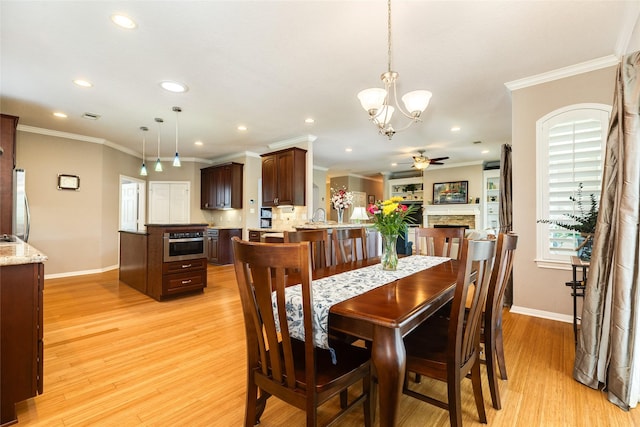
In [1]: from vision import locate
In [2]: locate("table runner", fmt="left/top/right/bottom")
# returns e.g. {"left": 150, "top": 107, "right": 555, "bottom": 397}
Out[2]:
{"left": 273, "top": 255, "right": 450, "bottom": 350}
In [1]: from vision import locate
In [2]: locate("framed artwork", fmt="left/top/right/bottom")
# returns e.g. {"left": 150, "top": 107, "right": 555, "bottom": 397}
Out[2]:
{"left": 433, "top": 181, "right": 468, "bottom": 204}
{"left": 367, "top": 195, "right": 376, "bottom": 204}
{"left": 57, "top": 174, "right": 80, "bottom": 190}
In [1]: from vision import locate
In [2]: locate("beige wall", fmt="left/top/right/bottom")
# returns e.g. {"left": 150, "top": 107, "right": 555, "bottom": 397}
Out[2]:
{"left": 16, "top": 129, "right": 214, "bottom": 276}
{"left": 511, "top": 66, "right": 616, "bottom": 318}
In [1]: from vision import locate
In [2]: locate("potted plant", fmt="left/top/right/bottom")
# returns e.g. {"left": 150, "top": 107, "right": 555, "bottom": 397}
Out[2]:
{"left": 537, "top": 183, "right": 598, "bottom": 260}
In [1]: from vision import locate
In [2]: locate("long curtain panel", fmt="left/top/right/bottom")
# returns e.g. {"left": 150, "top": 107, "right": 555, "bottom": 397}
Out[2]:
{"left": 499, "top": 143, "right": 513, "bottom": 306}
{"left": 574, "top": 51, "right": 640, "bottom": 409}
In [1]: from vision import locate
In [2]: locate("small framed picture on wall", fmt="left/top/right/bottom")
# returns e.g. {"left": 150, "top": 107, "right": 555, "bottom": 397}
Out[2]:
{"left": 367, "top": 195, "right": 376, "bottom": 205}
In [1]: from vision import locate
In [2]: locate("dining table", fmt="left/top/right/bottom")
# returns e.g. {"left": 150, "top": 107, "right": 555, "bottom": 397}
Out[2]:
{"left": 283, "top": 255, "right": 460, "bottom": 427}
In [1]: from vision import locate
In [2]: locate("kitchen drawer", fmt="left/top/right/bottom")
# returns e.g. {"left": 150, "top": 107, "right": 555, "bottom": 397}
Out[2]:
{"left": 163, "top": 270, "right": 206, "bottom": 293}
{"left": 248, "top": 230, "right": 262, "bottom": 242}
{"left": 163, "top": 258, "right": 207, "bottom": 275}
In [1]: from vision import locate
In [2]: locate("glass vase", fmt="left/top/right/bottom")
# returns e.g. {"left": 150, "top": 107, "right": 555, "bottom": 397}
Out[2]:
{"left": 381, "top": 232, "right": 399, "bottom": 271}
{"left": 337, "top": 208, "right": 344, "bottom": 224}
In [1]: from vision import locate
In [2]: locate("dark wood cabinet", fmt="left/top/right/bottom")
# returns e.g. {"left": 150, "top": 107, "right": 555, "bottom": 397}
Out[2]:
{"left": 1, "top": 262, "right": 44, "bottom": 426}
{"left": 207, "top": 228, "right": 242, "bottom": 265}
{"left": 248, "top": 230, "right": 262, "bottom": 242}
{"left": 1, "top": 114, "right": 19, "bottom": 235}
{"left": 201, "top": 162, "right": 243, "bottom": 209}
{"left": 261, "top": 147, "right": 306, "bottom": 207}
{"left": 119, "top": 225, "right": 208, "bottom": 301}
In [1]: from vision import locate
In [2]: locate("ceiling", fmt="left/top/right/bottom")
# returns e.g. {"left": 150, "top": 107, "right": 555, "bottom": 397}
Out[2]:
{"left": 2, "top": 1, "right": 639, "bottom": 178}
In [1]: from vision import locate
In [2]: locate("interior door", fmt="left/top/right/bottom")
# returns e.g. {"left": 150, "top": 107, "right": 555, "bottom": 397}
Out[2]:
{"left": 121, "top": 182, "right": 138, "bottom": 231}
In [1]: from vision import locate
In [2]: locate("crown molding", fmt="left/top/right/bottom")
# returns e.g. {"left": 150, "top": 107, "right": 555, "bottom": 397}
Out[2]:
{"left": 267, "top": 134, "right": 317, "bottom": 150}
{"left": 17, "top": 124, "right": 214, "bottom": 164}
{"left": 505, "top": 55, "right": 619, "bottom": 91}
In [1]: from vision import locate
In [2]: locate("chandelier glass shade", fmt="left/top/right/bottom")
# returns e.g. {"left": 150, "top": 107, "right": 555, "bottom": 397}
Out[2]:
{"left": 172, "top": 106, "right": 181, "bottom": 167}
{"left": 154, "top": 118, "right": 163, "bottom": 172}
{"left": 357, "top": 0, "right": 432, "bottom": 139}
{"left": 139, "top": 126, "right": 148, "bottom": 176}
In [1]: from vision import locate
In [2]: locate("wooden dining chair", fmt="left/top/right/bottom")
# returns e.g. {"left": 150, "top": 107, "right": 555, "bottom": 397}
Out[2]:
{"left": 414, "top": 227, "right": 466, "bottom": 258}
{"left": 283, "top": 229, "right": 331, "bottom": 270}
{"left": 482, "top": 232, "right": 518, "bottom": 410}
{"left": 403, "top": 238, "right": 496, "bottom": 427}
{"left": 332, "top": 227, "right": 368, "bottom": 264}
{"left": 231, "top": 237, "right": 373, "bottom": 427}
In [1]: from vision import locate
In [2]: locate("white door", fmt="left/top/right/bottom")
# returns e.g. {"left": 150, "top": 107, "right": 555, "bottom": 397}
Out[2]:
{"left": 119, "top": 176, "right": 146, "bottom": 231}
{"left": 149, "top": 181, "right": 190, "bottom": 224}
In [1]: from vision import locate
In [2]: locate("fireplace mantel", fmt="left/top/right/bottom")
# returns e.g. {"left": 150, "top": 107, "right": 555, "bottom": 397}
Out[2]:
{"left": 423, "top": 204, "right": 481, "bottom": 229}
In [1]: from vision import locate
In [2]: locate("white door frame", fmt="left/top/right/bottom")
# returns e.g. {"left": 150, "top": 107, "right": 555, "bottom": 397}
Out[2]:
{"left": 119, "top": 175, "right": 146, "bottom": 231}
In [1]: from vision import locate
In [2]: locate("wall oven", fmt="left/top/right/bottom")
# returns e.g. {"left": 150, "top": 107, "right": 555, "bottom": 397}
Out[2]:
{"left": 163, "top": 231, "right": 206, "bottom": 262}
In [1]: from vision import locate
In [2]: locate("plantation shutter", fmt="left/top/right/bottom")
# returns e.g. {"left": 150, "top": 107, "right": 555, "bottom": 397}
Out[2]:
{"left": 538, "top": 107, "right": 609, "bottom": 262}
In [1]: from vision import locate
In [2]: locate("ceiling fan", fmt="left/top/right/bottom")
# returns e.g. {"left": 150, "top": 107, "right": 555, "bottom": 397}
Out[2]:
{"left": 410, "top": 150, "right": 449, "bottom": 170}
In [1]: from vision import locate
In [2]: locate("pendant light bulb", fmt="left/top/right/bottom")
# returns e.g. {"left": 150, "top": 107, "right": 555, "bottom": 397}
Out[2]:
{"left": 172, "top": 106, "right": 181, "bottom": 167}
{"left": 139, "top": 126, "right": 148, "bottom": 176}
{"left": 154, "top": 118, "right": 163, "bottom": 172}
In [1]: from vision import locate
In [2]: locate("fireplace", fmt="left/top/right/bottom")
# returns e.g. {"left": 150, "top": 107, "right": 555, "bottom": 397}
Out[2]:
{"left": 424, "top": 204, "right": 481, "bottom": 230}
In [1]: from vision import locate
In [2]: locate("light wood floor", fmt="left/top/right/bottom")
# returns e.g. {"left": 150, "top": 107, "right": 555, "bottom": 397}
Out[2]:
{"left": 13, "top": 265, "right": 640, "bottom": 426}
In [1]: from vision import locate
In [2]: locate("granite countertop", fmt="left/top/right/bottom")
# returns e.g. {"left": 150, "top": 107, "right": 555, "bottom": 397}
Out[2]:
{"left": 295, "top": 222, "right": 374, "bottom": 230}
{"left": 207, "top": 226, "right": 243, "bottom": 230}
{"left": 0, "top": 237, "right": 48, "bottom": 266}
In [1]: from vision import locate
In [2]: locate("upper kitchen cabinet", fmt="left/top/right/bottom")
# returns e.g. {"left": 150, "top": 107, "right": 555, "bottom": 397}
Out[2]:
{"left": 1, "top": 114, "right": 19, "bottom": 235}
{"left": 261, "top": 147, "right": 306, "bottom": 207}
{"left": 201, "top": 162, "right": 243, "bottom": 210}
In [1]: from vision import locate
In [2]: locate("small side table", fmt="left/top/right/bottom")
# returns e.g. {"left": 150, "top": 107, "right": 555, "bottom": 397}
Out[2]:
{"left": 566, "top": 256, "right": 589, "bottom": 344}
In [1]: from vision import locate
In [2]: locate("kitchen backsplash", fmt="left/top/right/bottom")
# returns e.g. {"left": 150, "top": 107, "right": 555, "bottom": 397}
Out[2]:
{"left": 271, "top": 206, "right": 308, "bottom": 230}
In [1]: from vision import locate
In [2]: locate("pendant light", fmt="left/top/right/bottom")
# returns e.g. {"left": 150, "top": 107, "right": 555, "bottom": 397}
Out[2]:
{"left": 172, "top": 106, "right": 181, "bottom": 167}
{"left": 357, "top": 0, "right": 432, "bottom": 139}
{"left": 154, "top": 117, "right": 163, "bottom": 172}
{"left": 139, "top": 126, "right": 148, "bottom": 176}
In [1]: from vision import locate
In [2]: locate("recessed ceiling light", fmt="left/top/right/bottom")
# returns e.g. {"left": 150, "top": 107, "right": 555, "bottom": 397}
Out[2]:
{"left": 451, "top": 126, "right": 461, "bottom": 132}
{"left": 53, "top": 112, "right": 67, "bottom": 118}
{"left": 111, "top": 14, "right": 137, "bottom": 29}
{"left": 73, "top": 79, "right": 93, "bottom": 88}
{"left": 237, "top": 125, "right": 247, "bottom": 131}
{"left": 481, "top": 150, "right": 490, "bottom": 154}
{"left": 391, "top": 162, "right": 398, "bottom": 167}
{"left": 160, "top": 80, "right": 188, "bottom": 93}
{"left": 305, "top": 118, "right": 315, "bottom": 124}
{"left": 345, "top": 148, "right": 352, "bottom": 152}
{"left": 194, "top": 141, "right": 203, "bottom": 146}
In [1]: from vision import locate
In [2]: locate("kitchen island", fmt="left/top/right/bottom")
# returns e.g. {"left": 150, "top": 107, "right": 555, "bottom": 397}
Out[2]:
{"left": 0, "top": 237, "right": 47, "bottom": 426}
{"left": 119, "top": 224, "right": 208, "bottom": 301}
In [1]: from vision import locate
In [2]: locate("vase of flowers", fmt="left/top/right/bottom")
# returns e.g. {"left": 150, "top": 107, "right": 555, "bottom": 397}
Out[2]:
{"left": 537, "top": 183, "right": 598, "bottom": 261}
{"left": 367, "top": 197, "right": 417, "bottom": 270}
{"left": 331, "top": 186, "right": 353, "bottom": 224}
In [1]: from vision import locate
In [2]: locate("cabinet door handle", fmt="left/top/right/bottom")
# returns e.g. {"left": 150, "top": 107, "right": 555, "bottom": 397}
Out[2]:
{"left": 181, "top": 279, "right": 192, "bottom": 285}
{"left": 182, "top": 264, "right": 192, "bottom": 268}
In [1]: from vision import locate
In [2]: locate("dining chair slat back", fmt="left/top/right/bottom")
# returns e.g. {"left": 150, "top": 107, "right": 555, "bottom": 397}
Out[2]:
{"left": 231, "top": 237, "right": 372, "bottom": 427}
{"left": 482, "top": 232, "right": 518, "bottom": 410}
{"left": 414, "top": 227, "right": 466, "bottom": 258}
{"left": 403, "top": 238, "right": 496, "bottom": 427}
{"left": 332, "top": 227, "right": 368, "bottom": 265}
{"left": 283, "top": 229, "right": 331, "bottom": 270}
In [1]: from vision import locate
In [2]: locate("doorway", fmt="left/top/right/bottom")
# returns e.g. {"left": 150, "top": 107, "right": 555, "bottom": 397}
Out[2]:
{"left": 119, "top": 175, "right": 146, "bottom": 231}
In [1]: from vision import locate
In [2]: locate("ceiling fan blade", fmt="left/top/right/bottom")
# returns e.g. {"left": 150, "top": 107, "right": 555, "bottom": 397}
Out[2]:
{"left": 428, "top": 156, "right": 449, "bottom": 163}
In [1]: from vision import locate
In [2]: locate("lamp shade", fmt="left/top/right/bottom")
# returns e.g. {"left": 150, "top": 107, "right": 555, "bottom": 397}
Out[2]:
{"left": 350, "top": 207, "right": 369, "bottom": 222}
{"left": 402, "top": 90, "right": 432, "bottom": 115}
{"left": 357, "top": 88, "right": 387, "bottom": 113}
{"left": 373, "top": 105, "right": 394, "bottom": 126}
{"left": 413, "top": 161, "right": 430, "bottom": 170}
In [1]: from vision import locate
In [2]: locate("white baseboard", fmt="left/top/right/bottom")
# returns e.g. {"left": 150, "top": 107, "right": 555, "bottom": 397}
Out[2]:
{"left": 509, "top": 305, "right": 574, "bottom": 324}
{"left": 45, "top": 264, "right": 119, "bottom": 280}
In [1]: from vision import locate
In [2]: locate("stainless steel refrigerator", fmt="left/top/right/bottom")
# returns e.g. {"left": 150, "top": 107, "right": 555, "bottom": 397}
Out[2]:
{"left": 13, "top": 168, "right": 30, "bottom": 242}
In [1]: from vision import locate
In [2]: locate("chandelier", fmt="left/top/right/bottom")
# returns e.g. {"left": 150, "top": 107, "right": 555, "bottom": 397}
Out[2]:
{"left": 357, "top": 0, "right": 432, "bottom": 140}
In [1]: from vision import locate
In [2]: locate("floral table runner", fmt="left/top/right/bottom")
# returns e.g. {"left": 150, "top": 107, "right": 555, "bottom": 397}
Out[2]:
{"left": 273, "top": 255, "right": 450, "bottom": 350}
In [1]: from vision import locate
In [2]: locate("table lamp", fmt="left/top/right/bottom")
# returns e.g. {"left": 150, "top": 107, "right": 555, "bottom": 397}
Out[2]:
{"left": 350, "top": 207, "right": 369, "bottom": 223}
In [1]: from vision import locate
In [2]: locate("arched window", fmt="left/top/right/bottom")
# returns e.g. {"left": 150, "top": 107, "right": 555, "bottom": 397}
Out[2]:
{"left": 536, "top": 104, "right": 610, "bottom": 266}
